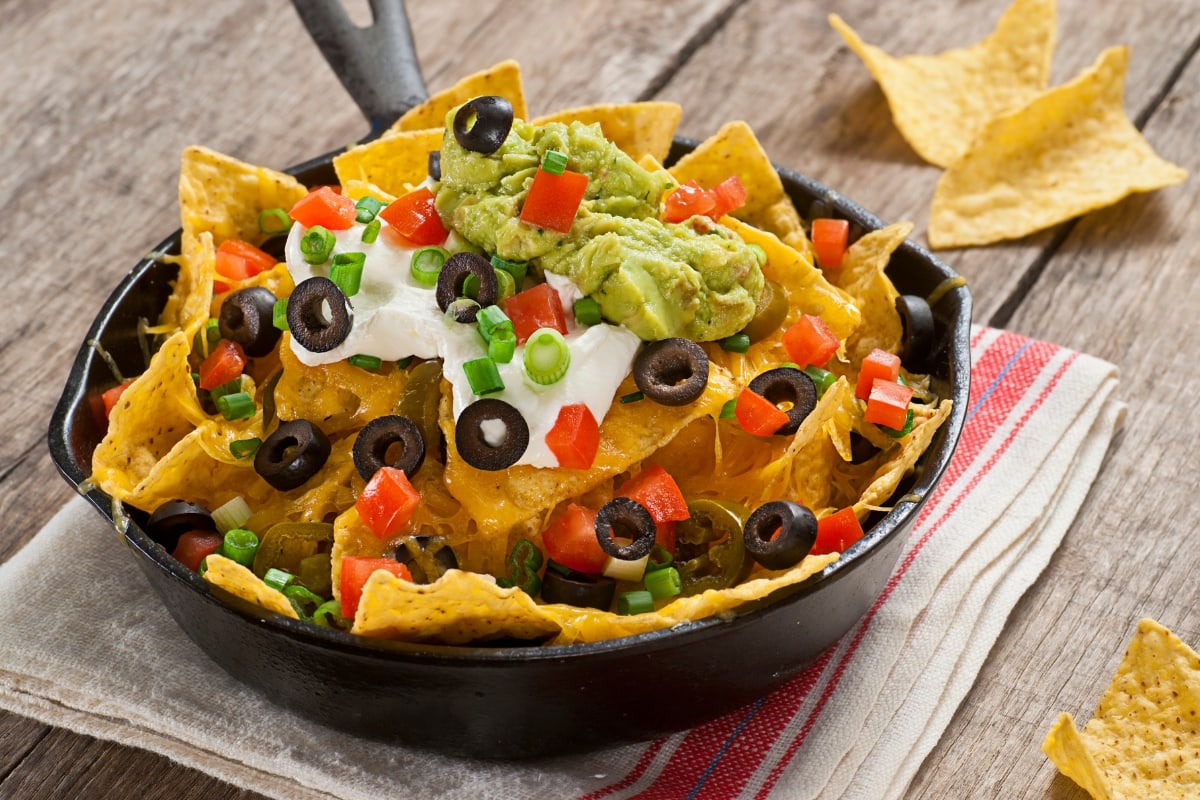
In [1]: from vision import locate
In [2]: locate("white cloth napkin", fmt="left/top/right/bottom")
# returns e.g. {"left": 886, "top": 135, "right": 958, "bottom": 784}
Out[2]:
{"left": 0, "top": 325, "right": 1123, "bottom": 800}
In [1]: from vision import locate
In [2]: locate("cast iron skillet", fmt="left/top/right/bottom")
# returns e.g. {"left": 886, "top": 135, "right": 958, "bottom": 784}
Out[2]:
{"left": 46, "top": 0, "right": 971, "bottom": 759}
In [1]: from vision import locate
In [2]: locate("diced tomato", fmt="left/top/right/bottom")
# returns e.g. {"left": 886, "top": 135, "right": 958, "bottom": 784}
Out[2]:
{"left": 734, "top": 387, "right": 790, "bottom": 436}
{"left": 214, "top": 239, "right": 276, "bottom": 281}
{"left": 855, "top": 348, "right": 901, "bottom": 399}
{"left": 101, "top": 379, "right": 135, "bottom": 419}
{"left": 707, "top": 175, "right": 747, "bottom": 219}
{"left": 654, "top": 519, "right": 677, "bottom": 554}
{"left": 864, "top": 378, "right": 914, "bottom": 429}
{"left": 355, "top": 466, "right": 422, "bottom": 539}
{"left": 502, "top": 282, "right": 568, "bottom": 344}
{"left": 782, "top": 314, "right": 840, "bottom": 368}
{"left": 212, "top": 280, "right": 231, "bottom": 295}
{"left": 541, "top": 503, "right": 607, "bottom": 575}
{"left": 662, "top": 180, "right": 717, "bottom": 223}
{"left": 520, "top": 167, "right": 589, "bottom": 233}
{"left": 340, "top": 556, "right": 412, "bottom": 618}
{"left": 289, "top": 185, "right": 357, "bottom": 230}
{"left": 172, "top": 531, "right": 224, "bottom": 572}
{"left": 618, "top": 464, "right": 690, "bottom": 524}
{"left": 378, "top": 186, "right": 448, "bottom": 246}
{"left": 197, "top": 339, "right": 246, "bottom": 391}
{"left": 811, "top": 507, "right": 865, "bottom": 556}
{"left": 545, "top": 403, "right": 600, "bottom": 470}
{"left": 811, "top": 218, "right": 850, "bottom": 268}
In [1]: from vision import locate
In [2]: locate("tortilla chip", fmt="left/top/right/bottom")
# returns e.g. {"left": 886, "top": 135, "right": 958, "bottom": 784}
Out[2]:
{"left": 829, "top": 0, "right": 1056, "bottom": 168}
{"left": 1043, "top": 619, "right": 1200, "bottom": 799}
{"left": 204, "top": 554, "right": 298, "bottom": 619}
{"left": 929, "top": 46, "right": 1188, "bottom": 249}
{"left": 332, "top": 128, "right": 443, "bottom": 198}
{"left": 532, "top": 102, "right": 682, "bottom": 164}
{"left": 829, "top": 222, "right": 910, "bottom": 364}
{"left": 385, "top": 60, "right": 526, "bottom": 134}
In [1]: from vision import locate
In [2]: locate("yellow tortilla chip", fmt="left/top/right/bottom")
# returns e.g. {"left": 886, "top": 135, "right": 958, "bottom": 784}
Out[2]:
{"left": 385, "top": 60, "right": 526, "bottom": 134}
{"left": 332, "top": 128, "right": 444, "bottom": 198}
{"left": 532, "top": 102, "right": 682, "bottom": 164}
{"left": 929, "top": 46, "right": 1188, "bottom": 249}
{"left": 1043, "top": 619, "right": 1200, "bottom": 799}
{"left": 668, "top": 121, "right": 807, "bottom": 248}
{"left": 204, "top": 554, "right": 298, "bottom": 619}
{"left": 829, "top": 222, "right": 910, "bottom": 364}
{"left": 830, "top": 0, "right": 1056, "bottom": 168}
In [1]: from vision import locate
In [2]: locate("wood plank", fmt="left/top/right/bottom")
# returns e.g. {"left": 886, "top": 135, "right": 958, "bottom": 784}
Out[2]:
{"left": 0, "top": 713, "right": 49, "bottom": 779}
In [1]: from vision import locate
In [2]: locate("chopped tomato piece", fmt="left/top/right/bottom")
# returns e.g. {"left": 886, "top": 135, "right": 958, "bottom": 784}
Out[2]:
{"left": 618, "top": 464, "right": 690, "bottom": 524}
{"left": 811, "top": 218, "right": 850, "bottom": 268}
{"left": 707, "top": 175, "right": 747, "bottom": 219}
{"left": 172, "top": 531, "right": 224, "bottom": 572}
{"left": 653, "top": 519, "right": 677, "bottom": 554}
{"left": 782, "top": 314, "right": 839, "bottom": 368}
{"left": 289, "top": 185, "right": 357, "bottom": 230}
{"left": 101, "top": 379, "right": 135, "bottom": 419}
{"left": 864, "top": 378, "right": 914, "bottom": 430}
{"left": 811, "top": 507, "right": 865, "bottom": 556}
{"left": 541, "top": 503, "right": 607, "bottom": 575}
{"left": 197, "top": 339, "right": 246, "bottom": 391}
{"left": 356, "top": 466, "right": 422, "bottom": 539}
{"left": 520, "top": 167, "right": 589, "bottom": 233}
{"left": 503, "top": 282, "right": 568, "bottom": 344}
{"left": 662, "top": 179, "right": 717, "bottom": 223}
{"left": 734, "top": 387, "right": 790, "bottom": 436}
{"left": 214, "top": 239, "right": 276, "bottom": 281}
{"left": 546, "top": 403, "right": 600, "bottom": 469}
{"left": 378, "top": 186, "right": 448, "bottom": 246}
{"left": 340, "top": 556, "right": 412, "bottom": 618}
{"left": 855, "top": 348, "right": 901, "bottom": 399}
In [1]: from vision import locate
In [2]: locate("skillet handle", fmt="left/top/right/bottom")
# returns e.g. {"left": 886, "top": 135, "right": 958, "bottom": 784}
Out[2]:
{"left": 290, "top": 0, "right": 428, "bottom": 137}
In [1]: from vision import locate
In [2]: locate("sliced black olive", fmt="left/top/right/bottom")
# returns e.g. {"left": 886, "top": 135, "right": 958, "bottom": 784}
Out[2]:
{"left": 428, "top": 150, "right": 441, "bottom": 181}
{"left": 895, "top": 294, "right": 935, "bottom": 371}
{"left": 287, "top": 277, "right": 353, "bottom": 353}
{"left": 594, "top": 497, "right": 656, "bottom": 561}
{"left": 455, "top": 398, "right": 529, "bottom": 470}
{"left": 352, "top": 414, "right": 426, "bottom": 481}
{"left": 436, "top": 252, "right": 496, "bottom": 322}
{"left": 452, "top": 95, "right": 514, "bottom": 155}
{"left": 633, "top": 338, "right": 710, "bottom": 406}
{"left": 147, "top": 500, "right": 215, "bottom": 549}
{"left": 748, "top": 367, "right": 817, "bottom": 436}
{"left": 743, "top": 500, "right": 818, "bottom": 571}
{"left": 254, "top": 419, "right": 332, "bottom": 491}
{"left": 219, "top": 286, "right": 282, "bottom": 357}
{"left": 394, "top": 535, "right": 459, "bottom": 584}
{"left": 540, "top": 565, "right": 616, "bottom": 610}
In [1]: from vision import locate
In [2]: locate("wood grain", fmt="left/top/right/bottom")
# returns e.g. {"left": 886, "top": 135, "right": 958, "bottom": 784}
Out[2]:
{"left": 1, "top": 0, "right": 1197, "bottom": 797}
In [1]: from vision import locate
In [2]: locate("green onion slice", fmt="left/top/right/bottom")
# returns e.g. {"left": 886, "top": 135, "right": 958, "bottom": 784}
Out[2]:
{"left": 208, "top": 377, "right": 242, "bottom": 404}
{"left": 490, "top": 254, "right": 527, "bottom": 287}
{"left": 646, "top": 543, "right": 673, "bottom": 571}
{"left": 220, "top": 528, "right": 259, "bottom": 568}
{"left": 620, "top": 391, "right": 644, "bottom": 404}
{"left": 300, "top": 225, "right": 336, "bottom": 265}
{"left": 410, "top": 246, "right": 449, "bottom": 287}
{"left": 573, "top": 296, "right": 601, "bottom": 326}
{"left": 720, "top": 333, "right": 751, "bottom": 353}
{"left": 523, "top": 327, "right": 570, "bottom": 385}
{"left": 476, "top": 304, "right": 513, "bottom": 342}
{"left": 361, "top": 218, "right": 381, "bottom": 244}
{"left": 348, "top": 354, "right": 382, "bottom": 370}
{"left": 396, "top": 356, "right": 414, "bottom": 370}
{"left": 193, "top": 317, "right": 220, "bottom": 358}
{"left": 488, "top": 327, "right": 516, "bottom": 364}
{"left": 216, "top": 391, "right": 255, "bottom": 420}
{"left": 229, "top": 437, "right": 262, "bottom": 460}
{"left": 463, "top": 357, "right": 505, "bottom": 396}
{"left": 272, "top": 297, "right": 288, "bottom": 331}
{"left": 211, "top": 495, "right": 252, "bottom": 533}
{"left": 258, "top": 207, "right": 292, "bottom": 235}
{"left": 263, "top": 567, "right": 293, "bottom": 592}
{"left": 542, "top": 149, "right": 569, "bottom": 175}
{"left": 492, "top": 264, "right": 516, "bottom": 302}
{"left": 330, "top": 251, "right": 366, "bottom": 296}
{"left": 283, "top": 584, "right": 325, "bottom": 619}
{"left": 617, "top": 589, "right": 655, "bottom": 616}
{"left": 312, "top": 599, "right": 352, "bottom": 630}
{"left": 645, "top": 566, "right": 682, "bottom": 599}
{"left": 719, "top": 398, "right": 737, "bottom": 419}
{"left": 803, "top": 365, "right": 837, "bottom": 398}
{"left": 354, "top": 196, "right": 385, "bottom": 223}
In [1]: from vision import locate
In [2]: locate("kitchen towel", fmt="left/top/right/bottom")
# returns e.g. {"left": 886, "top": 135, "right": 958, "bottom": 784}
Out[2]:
{"left": 0, "top": 325, "right": 1123, "bottom": 799}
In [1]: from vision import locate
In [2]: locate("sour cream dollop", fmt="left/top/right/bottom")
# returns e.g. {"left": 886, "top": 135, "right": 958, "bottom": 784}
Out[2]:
{"left": 284, "top": 218, "right": 641, "bottom": 468}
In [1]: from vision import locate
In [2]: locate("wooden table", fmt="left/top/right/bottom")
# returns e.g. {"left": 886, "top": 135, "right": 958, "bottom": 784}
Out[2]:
{"left": 2, "top": 0, "right": 1196, "bottom": 796}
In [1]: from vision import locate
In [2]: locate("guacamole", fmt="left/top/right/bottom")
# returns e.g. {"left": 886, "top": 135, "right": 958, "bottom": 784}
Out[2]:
{"left": 435, "top": 113, "right": 764, "bottom": 342}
